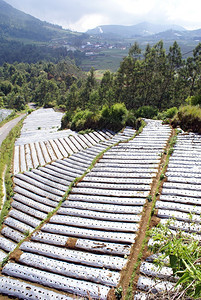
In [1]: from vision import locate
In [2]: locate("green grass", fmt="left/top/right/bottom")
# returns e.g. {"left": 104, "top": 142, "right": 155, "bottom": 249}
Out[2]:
{"left": 81, "top": 49, "right": 128, "bottom": 72}
{"left": 172, "top": 105, "right": 201, "bottom": 133}
{"left": 0, "top": 118, "right": 24, "bottom": 228}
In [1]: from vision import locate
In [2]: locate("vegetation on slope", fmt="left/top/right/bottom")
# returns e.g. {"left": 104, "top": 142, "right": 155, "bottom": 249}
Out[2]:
{"left": 172, "top": 105, "right": 201, "bottom": 133}
{"left": 0, "top": 60, "right": 85, "bottom": 110}
{"left": 150, "top": 221, "right": 201, "bottom": 299}
{"left": 2, "top": 40, "right": 201, "bottom": 132}
{"left": 0, "top": 0, "right": 87, "bottom": 65}
{"left": 0, "top": 118, "right": 24, "bottom": 227}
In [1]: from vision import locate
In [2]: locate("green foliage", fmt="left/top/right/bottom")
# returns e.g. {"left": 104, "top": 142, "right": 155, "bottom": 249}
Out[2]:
{"left": 172, "top": 105, "right": 201, "bottom": 134}
{"left": 158, "top": 107, "right": 178, "bottom": 120}
{"left": 135, "top": 106, "right": 158, "bottom": 119}
{"left": 70, "top": 109, "right": 98, "bottom": 131}
{"left": 115, "top": 286, "right": 123, "bottom": 300}
{"left": 24, "top": 230, "right": 30, "bottom": 237}
{"left": 0, "top": 118, "right": 23, "bottom": 228}
{"left": 61, "top": 103, "right": 135, "bottom": 132}
{"left": 186, "top": 95, "right": 201, "bottom": 106}
{"left": 0, "top": 60, "right": 84, "bottom": 111}
{"left": 100, "top": 103, "right": 129, "bottom": 131}
{"left": 149, "top": 221, "right": 201, "bottom": 299}
{"left": 160, "top": 173, "right": 165, "bottom": 180}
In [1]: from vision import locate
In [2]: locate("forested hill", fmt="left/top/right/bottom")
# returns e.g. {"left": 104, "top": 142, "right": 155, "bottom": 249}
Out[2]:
{"left": 0, "top": 0, "right": 82, "bottom": 42}
{"left": 0, "top": 0, "right": 88, "bottom": 65}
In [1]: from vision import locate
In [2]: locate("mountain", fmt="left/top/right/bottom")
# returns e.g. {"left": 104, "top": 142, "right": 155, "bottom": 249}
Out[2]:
{"left": 87, "top": 22, "right": 186, "bottom": 38}
{"left": 0, "top": 0, "right": 88, "bottom": 65}
{"left": 0, "top": 0, "right": 84, "bottom": 43}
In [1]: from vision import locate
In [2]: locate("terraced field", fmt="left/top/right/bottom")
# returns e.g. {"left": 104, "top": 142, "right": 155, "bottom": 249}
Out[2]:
{"left": 135, "top": 132, "right": 201, "bottom": 299}
{"left": 0, "top": 109, "right": 200, "bottom": 299}
{"left": 13, "top": 108, "right": 117, "bottom": 174}
{"left": 0, "top": 109, "right": 13, "bottom": 123}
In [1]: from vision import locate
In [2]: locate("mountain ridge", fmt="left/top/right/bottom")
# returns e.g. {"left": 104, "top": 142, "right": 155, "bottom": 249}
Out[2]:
{"left": 86, "top": 22, "right": 187, "bottom": 38}
{"left": 0, "top": 0, "right": 82, "bottom": 43}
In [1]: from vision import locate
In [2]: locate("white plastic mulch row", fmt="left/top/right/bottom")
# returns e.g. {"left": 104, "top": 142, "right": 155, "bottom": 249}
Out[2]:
{"left": 13, "top": 129, "right": 115, "bottom": 175}
{"left": 0, "top": 275, "right": 72, "bottom": 300}
{"left": 0, "top": 109, "right": 13, "bottom": 122}
{"left": 135, "top": 131, "right": 201, "bottom": 299}
{"left": 1, "top": 128, "right": 133, "bottom": 254}
{"left": 0, "top": 128, "right": 136, "bottom": 299}
{"left": 0, "top": 120, "right": 172, "bottom": 299}
{"left": 13, "top": 107, "right": 116, "bottom": 174}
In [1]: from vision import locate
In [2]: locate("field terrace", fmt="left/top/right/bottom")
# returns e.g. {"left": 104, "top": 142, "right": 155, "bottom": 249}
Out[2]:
{"left": 0, "top": 109, "right": 173, "bottom": 299}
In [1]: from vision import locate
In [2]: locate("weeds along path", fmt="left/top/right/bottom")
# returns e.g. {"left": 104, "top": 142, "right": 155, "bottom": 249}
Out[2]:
{"left": 135, "top": 131, "right": 201, "bottom": 299}
{"left": 0, "top": 120, "right": 172, "bottom": 299}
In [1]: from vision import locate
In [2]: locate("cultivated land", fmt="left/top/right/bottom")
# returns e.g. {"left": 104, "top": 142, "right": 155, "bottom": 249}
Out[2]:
{"left": 0, "top": 109, "right": 200, "bottom": 299}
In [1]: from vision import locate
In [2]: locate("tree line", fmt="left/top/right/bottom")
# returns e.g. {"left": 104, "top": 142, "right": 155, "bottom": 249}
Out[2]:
{"left": 1, "top": 40, "right": 201, "bottom": 130}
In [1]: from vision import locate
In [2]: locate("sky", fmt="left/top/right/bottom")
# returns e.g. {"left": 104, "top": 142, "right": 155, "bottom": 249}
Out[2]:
{"left": 5, "top": 0, "right": 201, "bottom": 32}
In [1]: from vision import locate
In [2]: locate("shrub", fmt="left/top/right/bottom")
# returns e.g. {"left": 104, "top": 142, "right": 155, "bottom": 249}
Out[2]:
{"left": 125, "top": 110, "right": 136, "bottom": 127}
{"left": 172, "top": 105, "right": 201, "bottom": 134}
{"left": 186, "top": 95, "right": 201, "bottom": 106}
{"left": 70, "top": 109, "right": 99, "bottom": 131}
{"left": 149, "top": 221, "right": 201, "bottom": 299}
{"left": 100, "top": 103, "right": 129, "bottom": 131}
{"left": 163, "top": 107, "right": 178, "bottom": 119}
{"left": 61, "top": 103, "right": 135, "bottom": 132}
{"left": 135, "top": 106, "right": 158, "bottom": 119}
{"left": 61, "top": 111, "right": 73, "bottom": 129}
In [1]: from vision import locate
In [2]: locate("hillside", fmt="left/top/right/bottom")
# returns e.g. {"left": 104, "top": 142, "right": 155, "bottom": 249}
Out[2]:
{"left": 0, "top": 0, "right": 88, "bottom": 64}
{"left": 87, "top": 22, "right": 186, "bottom": 38}
{"left": 0, "top": 0, "right": 83, "bottom": 43}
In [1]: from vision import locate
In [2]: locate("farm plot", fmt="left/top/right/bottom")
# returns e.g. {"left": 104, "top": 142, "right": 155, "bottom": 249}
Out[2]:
{"left": 0, "top": 109, "right": 13, "bottom": 122}
{"left": 0, "top": 128, "right": 135, "bottom": 266}
{"left": 135, "top": 131, "right": 201, "bottom": 299}
{"left": 0, "top": 120, "right": 172, "bottom": 299}
{"left": 13, "top": 107, "right": 116, "bottom": 174}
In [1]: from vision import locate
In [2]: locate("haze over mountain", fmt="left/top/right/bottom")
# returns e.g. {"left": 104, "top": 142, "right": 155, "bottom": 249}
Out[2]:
{"left": 0, "top": 0, "right": 83, "bottom": 43}
{"left": 87, "top": 22, "right": 186, "bottom": 38}
{"left": 1, "top": 0, "right": 201, "bottom": 68}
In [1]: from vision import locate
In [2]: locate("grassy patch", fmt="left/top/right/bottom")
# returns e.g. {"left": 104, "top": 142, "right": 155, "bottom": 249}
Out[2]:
{"left": 0, "top": 118, "right": 24, "bottom": 228}
{"left": 172, "top": 105, "right": 201, "bottom": 133}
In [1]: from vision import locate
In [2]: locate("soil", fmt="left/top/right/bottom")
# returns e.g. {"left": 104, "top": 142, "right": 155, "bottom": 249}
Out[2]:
{"left": 66, "top": 237, "right": 78, "bottom": 249}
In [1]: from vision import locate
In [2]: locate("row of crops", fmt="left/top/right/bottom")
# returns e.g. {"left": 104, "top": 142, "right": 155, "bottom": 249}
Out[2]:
{"left": 0, "top": 107, "right": 200, "bottom": 299}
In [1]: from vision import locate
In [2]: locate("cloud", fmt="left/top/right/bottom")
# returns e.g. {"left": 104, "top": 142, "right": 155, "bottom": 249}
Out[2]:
{"left": 5, "top": 0, "right": 201, "bottom": 31}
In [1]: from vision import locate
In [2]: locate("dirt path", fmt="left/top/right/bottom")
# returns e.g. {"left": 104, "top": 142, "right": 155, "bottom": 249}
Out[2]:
{"left": 0, "top": 114, "right": 25, "bottom": 147}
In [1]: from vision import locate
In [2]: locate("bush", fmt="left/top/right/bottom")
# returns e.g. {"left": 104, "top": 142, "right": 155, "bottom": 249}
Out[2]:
{"left": 135, "top": 106, "right": 158, "bottom": 119}
{"left": 186, "top": 95, "right": 201, "bottom": 106}
{"left": 172, "top": 105, "right": 201, "bottom": 133}
{"left": 99, "top": 103, "right": 129, "bottom": 131}
{"left": 157, "top": 107, "right": 178, "bottom": 120}
{"left": 70, "top": 109, "right": 99, "bottom": 131}
{"left": 149, "top": 221, "right": 201, "bottom": 299}
{"left": 61, "top": 103, "right": 136, "bottom": 132}
{"left": 125, "top": 110, "right": 136, "bottom": 127}
{"left": 61, "top": 111, "right": 72, "bottom": 129}
{"left": 163, "top": 107, "right": 178, "bottom": 119}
